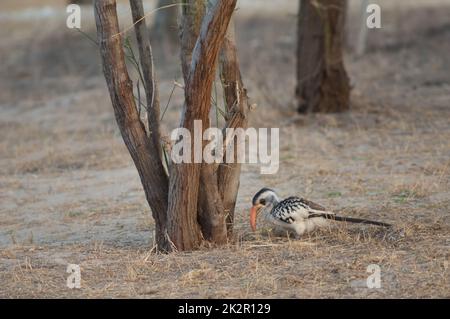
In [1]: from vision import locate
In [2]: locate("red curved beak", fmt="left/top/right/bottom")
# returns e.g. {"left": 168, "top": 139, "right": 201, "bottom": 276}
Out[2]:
{"left": 250, "top": 204, "right": 262, "bottom": 232}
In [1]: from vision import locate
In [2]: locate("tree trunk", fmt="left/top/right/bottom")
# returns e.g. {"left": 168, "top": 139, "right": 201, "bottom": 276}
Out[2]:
{"left": 179, "top": 3, "right": 250, "bottom": 244}
{"left": 296, "top": 0, "right": 350, "bottom": 113}
{"left": 178, "top": 1, "right": 222, "bottom": 245}
{"left": 95, "top": 0, "right": 240, "bottom": 252}
{"left": 94, "top": 0, "right": 170, "bottom": 251}
{"left": 167, "top": 0, "right": 237, "bottom": 250}
{"left": 218, "top": 18, "right": 250, "bottom": 235}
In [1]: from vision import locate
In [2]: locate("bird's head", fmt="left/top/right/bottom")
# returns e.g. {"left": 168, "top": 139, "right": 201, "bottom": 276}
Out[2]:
{"left": 250, "top": 188, "right": 280, "bottom": 231}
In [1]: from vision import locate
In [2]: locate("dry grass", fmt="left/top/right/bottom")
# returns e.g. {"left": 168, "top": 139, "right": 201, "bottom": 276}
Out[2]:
{"left": 0, "top": 223, "right": 448, "bottom": 298}
{"left": 0, "top": 0, "right": 449, "bottom": 298}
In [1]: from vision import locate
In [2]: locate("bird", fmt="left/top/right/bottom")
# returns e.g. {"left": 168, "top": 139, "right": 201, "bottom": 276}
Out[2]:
{"left": 250, "top": 188, "right": 391, "bottom": 237}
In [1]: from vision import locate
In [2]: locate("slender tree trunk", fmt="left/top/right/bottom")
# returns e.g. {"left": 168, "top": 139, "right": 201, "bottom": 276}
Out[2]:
{"left": 94, "top": 0, "right": 170, "bottom": 251}
{"left": 172, "top": 0, "right": 207, "bottom": 248}
{"left": 296, "top": 0, "right": 350, "bottom": 113}
{"left": 218, "top": 18, "right": 250, "bottom": 235}
{"left": 179, "top": 3, "right": 250, "bottom": 244}
{"left": 167, "top": 0, "right": 237, "bottom": 250}
{"left": 178, "top": 0, "right": 216, "bottom": 242}
{"left": 129, "top": 0, "right": 163, "bottom": 163}
{"left": 178, "top": 1, "right": 221, "bottom": 245}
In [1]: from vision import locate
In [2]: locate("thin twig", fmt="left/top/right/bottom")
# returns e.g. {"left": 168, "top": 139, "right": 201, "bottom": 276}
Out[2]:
{"left": 112, "top": 3, "right": 189, "bottom": 39}
{"left": 214, "top": 78, "right": 219, "bottom": 127}
{"left": 75, "top": 28, "right": 98, "bottom": 46}
{"left": 124, "top": 37, "right": 146, "bottom": 90}
{"left": 160, "top": 81, "right": 178, "bottom": 121}
{"left": 137, "top": 78, "right": 142, "bottom": 117}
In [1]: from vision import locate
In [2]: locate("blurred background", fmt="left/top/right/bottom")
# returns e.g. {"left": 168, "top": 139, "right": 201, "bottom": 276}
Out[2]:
{"left": 0, "top": 0, "right": 449, "bottom": 298}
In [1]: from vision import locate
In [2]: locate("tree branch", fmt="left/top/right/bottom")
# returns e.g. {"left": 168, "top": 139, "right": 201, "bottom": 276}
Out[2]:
{"left": 94, "top": 0, "right": 169, "bottom": 251}
{"left": 129, "top": 0, "right": 164, "bottom": 164}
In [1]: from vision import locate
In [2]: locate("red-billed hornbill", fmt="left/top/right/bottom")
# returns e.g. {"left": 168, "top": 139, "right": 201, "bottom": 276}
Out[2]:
{"left": 250, "top": 188, "right": 391, "bottom": 236}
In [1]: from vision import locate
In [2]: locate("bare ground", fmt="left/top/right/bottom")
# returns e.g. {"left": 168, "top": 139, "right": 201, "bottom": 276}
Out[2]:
{"left": 0, "top": 0, "right": 449, "bottom": 298}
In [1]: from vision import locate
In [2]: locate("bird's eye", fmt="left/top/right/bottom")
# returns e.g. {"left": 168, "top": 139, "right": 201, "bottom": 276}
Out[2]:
{"left": 260, "top": 199, "right": 266, "bottom": 205}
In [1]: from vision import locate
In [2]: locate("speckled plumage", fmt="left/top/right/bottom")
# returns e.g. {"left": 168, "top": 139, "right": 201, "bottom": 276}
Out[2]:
{"left": 264, "top": 196, "right": 333, "bottom": 236}
{"left": 251, "top": 188, "right": 391, "bottom": 237}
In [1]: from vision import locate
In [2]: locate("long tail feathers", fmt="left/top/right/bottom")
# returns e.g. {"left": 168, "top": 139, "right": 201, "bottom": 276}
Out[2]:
{"left": 309, "top": 213, "right": 391, "bottom": 227}
{"left": 332, "top": 215, "right": 391, "bottom": 227}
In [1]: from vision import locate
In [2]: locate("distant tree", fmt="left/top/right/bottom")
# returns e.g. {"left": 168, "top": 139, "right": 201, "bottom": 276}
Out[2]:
{"left": 151, "top": 0, "right": 180, "bottom": 49}
{"left": 296, "top": 0, "right": 350, "bottom": 113}
{"left": 94, "top": 0, "right": 249, "bottom": 251}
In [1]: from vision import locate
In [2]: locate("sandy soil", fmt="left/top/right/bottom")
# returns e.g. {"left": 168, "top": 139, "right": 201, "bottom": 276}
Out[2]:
{"left": 0, "top": 0, "right": 449, "bottom": 298}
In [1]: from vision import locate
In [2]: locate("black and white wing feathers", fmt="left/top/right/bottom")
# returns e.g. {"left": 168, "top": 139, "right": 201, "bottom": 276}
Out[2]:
{"left": 270, "top": 196, "right": 391, "bottom": 227}
{"left": 270, "top": 196, "right": 334, "bottom": 224}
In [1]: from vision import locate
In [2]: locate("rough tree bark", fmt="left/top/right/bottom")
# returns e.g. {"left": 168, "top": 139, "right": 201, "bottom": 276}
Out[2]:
{"left": 218, "top": 18, "right": 250, "bottom": 235}
{"left": 296, "top": 0, "right": 350, "bottom": 113}
{"left": 179, "top": 0, "right": 226, "bottom": 244}
{"left": 166, "top": 0, "right": 237, "bottom": 250}
{"left": 94, "top": 0, "right": 170, "bottom": 251}
{"left": 179, "top": 2, "right": 250, "bottom": 243}
{"left": 179, "top": 0, "right": 206, "bottom": 83}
